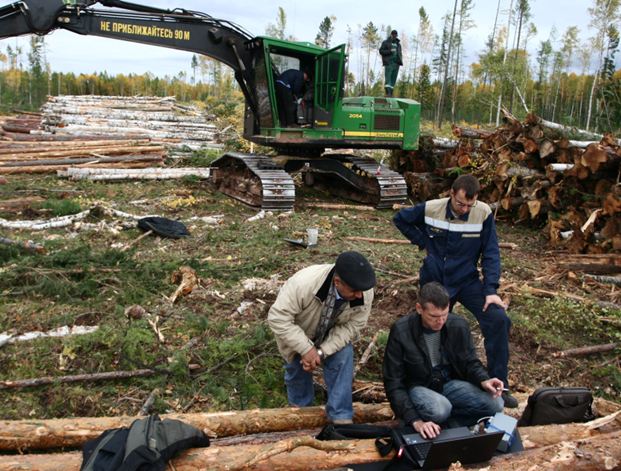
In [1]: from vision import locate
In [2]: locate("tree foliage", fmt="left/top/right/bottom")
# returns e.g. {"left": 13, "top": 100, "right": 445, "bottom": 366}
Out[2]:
{"left": 315, "top": 16, "right": 336, "bottom": 48}
{"left": 1, "top": 4, "right": 620, "bottom": 135}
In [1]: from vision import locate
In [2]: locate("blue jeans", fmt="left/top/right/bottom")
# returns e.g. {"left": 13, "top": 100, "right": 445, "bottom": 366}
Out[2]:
{"left": 409, "top": 380, "right": 503, "bottom": 426}
{"left": 452, "top": 280, "right": 511, "bottom": 386}
{"left": 284, "top": 344, "right": 353, "bottom": 421}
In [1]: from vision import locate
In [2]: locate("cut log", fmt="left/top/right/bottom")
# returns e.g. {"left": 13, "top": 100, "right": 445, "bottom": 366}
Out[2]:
{"left": 58, "top": 167, "right": 211, "bottom": 181}
{"left": 0, "top": 144, "right": 165, "bottom": 160}
{"left": 472, "top": 429, "right": 621, "bottom": 470}
{"left": 584, "top": 274, "right": 621, "bottom": 286}
{"left": 527, "top": 113, "right": 620, "bottom": 144}
{"left": 552, "top": 343, "right": 619, "bottom": 358}
{"left": 302, "top": 203, "right": 376, "bottom": 211}
{"left": 0, "top": 154, "right": 164, "bottom": 168}
{"left": 451, "top": 125, "right": 493, "bottom": 139}
{"left": 0, "top": 209, "right": 91, "bottom": 230}
{"left": 343, "top": 236, "right": 517, "bottom": 250}
{"left": 0, "top": 236, "right": 44, "bottom": 253}
{"left": 0, "top": 197, "right": 45, "bottom": 211}
{"left": 0, "top": 403, "right": 394, "bottom": 451}
{"left": 539, "top": 139, "right": 556, "bottom": 158}
{"left": 2, "top": 428, "right": 621, "bottom": 471}
{"left": 0, "top": 368, "right": 158, "bottom": 390}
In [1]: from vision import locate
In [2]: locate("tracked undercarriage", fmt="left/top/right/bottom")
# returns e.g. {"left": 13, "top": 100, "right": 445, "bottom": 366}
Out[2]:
{"left": 211, "top": 152, "right": 296, "bottom": 211}
{"left": 211, "top": 152, "right": 407, "bottom": 211}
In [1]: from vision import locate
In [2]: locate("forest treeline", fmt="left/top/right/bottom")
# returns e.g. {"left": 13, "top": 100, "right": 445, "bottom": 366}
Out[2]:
{"left": 0, "top": 0, "right": 620, "bottom": 133}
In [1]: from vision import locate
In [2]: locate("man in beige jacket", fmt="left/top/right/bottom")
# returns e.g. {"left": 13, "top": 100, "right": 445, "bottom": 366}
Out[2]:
{"left": 268, "top": 251, "right": 376, "bottom": 424}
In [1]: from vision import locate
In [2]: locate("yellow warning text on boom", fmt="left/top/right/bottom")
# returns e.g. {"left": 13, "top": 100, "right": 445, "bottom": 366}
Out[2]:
{"left": 99, "top": 21, "right": 191, "bottom": 41}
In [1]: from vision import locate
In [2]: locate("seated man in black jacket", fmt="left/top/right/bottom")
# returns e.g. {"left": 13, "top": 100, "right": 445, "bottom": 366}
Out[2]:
{"left": 383, "top": 282, "right": 504, "bottom": 439}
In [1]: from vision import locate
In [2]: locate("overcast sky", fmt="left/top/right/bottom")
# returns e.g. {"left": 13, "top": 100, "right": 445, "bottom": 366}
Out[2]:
{"left": 1, "top": 0, "right": 616, "bottom": 79}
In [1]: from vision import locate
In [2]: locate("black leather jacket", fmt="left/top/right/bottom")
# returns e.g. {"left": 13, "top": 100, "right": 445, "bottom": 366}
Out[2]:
{"left": 382, "top": 313, "right": 490, "bottom": 425}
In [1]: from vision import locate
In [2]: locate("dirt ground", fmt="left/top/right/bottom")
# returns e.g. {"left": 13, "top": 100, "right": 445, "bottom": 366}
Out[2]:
{"left": 0, "top": 171, "right": 619, "bottom": 420}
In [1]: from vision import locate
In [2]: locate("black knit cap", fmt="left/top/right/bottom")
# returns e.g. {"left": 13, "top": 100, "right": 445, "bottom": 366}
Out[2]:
{"left": 334, "top": 251, "right": 376, "bottom": 291}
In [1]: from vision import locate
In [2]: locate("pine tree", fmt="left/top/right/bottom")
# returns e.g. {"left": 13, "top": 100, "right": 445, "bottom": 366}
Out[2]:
{"left": 315, "top": 16, "right": 336, "bottom": 49}
{"left": 360, "top": 22, "right": 380, "bottom": 95}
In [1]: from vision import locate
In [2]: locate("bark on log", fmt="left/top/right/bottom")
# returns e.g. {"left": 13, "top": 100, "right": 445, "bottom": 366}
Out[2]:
{"left": 0, "top": 209, "right": 91, "bottom": 230}
{"left": 451, "top": 125, "right": 493, "bottom": 139}
{"left": 469, "top": 429, "right": 621, "bottom": 470}
{"left": 58, "top": 167, "right": 211, "bottom": 181}
{"left": 0, "top": 236, "right": 45, "bottom": 253}
{"left": 0, "top": 197, "right": 45, "bottom": 212}
{"left": 527, "top": 113, "right": 621, "bottom": 145}
{"left": 0, "top": 154, "right": 165, "bottom": 168}
{"left": 552, "top": 343, "right": 619, "bottom": 358}
{"left": 584, "top": 274, "right": 621, "bottom": 286}
{"left": 0, "top": 368, "right": 158, "bottom": 390}
{"left": 0, "top": 144, "right": 165, "bottom": 160}
{"left": 0, "top": 139, "right": 151, "bottom": 154}
{"left": 2, "top": 428, "right": 621, "bottom": 471}
{"left": 0, "top": 403, "right": 394, "bottom": 451}
{"left": 302, "top": 203, "right": 376, "bottom": 211}
{"left": 343, "top": 236, "right": 517, "bottom": 250}
{"left": 0, "top": 159, "right": 161, "bottom": 174}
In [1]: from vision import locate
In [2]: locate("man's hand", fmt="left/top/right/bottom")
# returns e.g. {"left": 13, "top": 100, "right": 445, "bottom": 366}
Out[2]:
{"left": 412, "top": 420, "right": 441, "bottom": 439}
{"left": 301, "top": 347, "right": 321, "bottom": 372}
{"left": 483, "top": 294, "right": 508, "bottom": 311}
{"left": 481, "top": 378, "right": 504, "bottom": 398}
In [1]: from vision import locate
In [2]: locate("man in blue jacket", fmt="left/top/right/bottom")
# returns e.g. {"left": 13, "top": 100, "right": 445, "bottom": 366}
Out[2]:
{"left": 393, "top": 174, "right": 517, "bottom": 408}
{"left": 276, "top": 68, "right": 309, "bottom": 127}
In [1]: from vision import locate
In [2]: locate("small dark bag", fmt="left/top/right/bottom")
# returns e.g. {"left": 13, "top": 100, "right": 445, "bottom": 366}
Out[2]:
{"left": 517, "top": 387, "right": 595, "bottom": 426}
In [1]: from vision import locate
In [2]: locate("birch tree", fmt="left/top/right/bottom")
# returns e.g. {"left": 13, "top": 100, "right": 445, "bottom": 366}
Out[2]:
{"left": 509, "top": 0, "right": 531, "bottom": 112}
{"left": 450, "top": 0, "right": 475, "bottom": 122}
{"left": 360, "top": 22, "right": 380, "bottom": 95}
{"left": 411, "top": 7, "right": 433, "bottom": 85}
{"left": 585, "top": 0, "right": 621, "bottom": 131}
{"left": 436, "top": 0, "right": 459, "bottom": 128}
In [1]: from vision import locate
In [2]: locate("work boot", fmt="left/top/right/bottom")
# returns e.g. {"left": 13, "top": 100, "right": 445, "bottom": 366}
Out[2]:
{"left": 502, "top": 391, "right": 519, "bottom": 409}
{"left": 384, "top": 87, "right": 390, "bottom": 97}
{"left": 331, "top": 418, "right": 353, "bottom": 425}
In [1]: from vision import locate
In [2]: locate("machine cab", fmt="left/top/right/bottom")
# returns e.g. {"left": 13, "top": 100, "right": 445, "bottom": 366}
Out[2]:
{"left": 244, "top": 37, "right": 346, "bottom": 145}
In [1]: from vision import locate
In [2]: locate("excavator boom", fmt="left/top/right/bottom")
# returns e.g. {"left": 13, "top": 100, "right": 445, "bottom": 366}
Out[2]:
{"left": 0, "top": 0, "right": 418, "bottom": 210}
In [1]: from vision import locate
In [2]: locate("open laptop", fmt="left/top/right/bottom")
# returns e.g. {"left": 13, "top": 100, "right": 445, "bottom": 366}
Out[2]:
{"left": 402, "top": 426, "right": 504, "bottom": 469}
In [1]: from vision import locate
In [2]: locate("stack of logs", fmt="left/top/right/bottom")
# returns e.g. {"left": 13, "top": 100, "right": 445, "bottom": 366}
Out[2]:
{"left": 0, "top": 399, "right": 619, "bottom": 470}
{"left": 40, "top": 95, "right": 223, "bottom": 151}
{"left": 394, "top": 112, "right": 621, "bottom": 254}
{"left": 0, "top": 113, "right": 166, "bottom": 174}
{"left": 0, "top": 95, "right": 224, "bottom": 174}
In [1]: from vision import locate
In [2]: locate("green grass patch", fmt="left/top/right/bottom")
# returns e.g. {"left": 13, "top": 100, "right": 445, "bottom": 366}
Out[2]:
{"left": 36, "top": 198, "right": 83, "bottom": 216}
{"left": 510, "top": 297, "right": 620, "bottom": 349}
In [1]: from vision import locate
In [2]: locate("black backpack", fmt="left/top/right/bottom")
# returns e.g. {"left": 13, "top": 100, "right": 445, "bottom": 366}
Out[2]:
{"left": 517, "top": 387, "right": 596, "bottom": 427}
{"left": 137, "top": 217, "right": 190, "bottom": 239}
{"left": 80, "top": 414, "right": 210, "bottom": 471}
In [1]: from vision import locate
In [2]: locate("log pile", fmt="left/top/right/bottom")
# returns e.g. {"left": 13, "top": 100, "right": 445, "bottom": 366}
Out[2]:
{"left": 0, "top": 134, "right": 166, "bottom": 174}
{"left": 393, "top": 113, "right": 621, "bottom": 254}
{"left": 0, "top": 402, "right": 619, "bottom": 470}
{"left": 40, "top": 95, "right": 223, "bottom": 151}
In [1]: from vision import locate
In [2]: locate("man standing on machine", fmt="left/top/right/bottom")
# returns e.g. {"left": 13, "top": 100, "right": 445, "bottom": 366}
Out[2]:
{"left": 379, "top": 30, "right": 402, "bottom": 97}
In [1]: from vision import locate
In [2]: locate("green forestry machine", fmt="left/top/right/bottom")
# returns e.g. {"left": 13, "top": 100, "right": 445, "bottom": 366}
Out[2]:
{"left": 0, "top": 0, "right": 421, "bottom": 210}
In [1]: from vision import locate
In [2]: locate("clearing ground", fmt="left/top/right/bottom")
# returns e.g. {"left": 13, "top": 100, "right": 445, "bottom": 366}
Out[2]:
{"left": 0, "top": 166, "right": 619, "bottom": 420}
